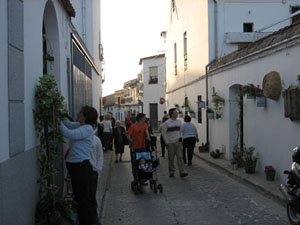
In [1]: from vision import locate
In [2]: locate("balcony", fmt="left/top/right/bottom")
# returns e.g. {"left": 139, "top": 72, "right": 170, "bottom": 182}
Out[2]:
{"left": 225, "top": 32, "right": 272, "bottom": 44}
{"left": 149, "top": 77, "right": 158, "bottom": 84}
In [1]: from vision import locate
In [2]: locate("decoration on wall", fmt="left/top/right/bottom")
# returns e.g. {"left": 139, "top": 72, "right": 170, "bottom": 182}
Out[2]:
{"left": 262, "top": 71, "right": 282, "bottom": 101}
{"left": 102, "top": 97, "right": 106, "bottom": 105}
{"left": 159, "top": 97, "right": 165, "bottom": 104}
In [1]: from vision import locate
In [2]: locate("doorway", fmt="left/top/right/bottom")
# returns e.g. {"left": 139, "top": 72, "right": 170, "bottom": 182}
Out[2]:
{"left": 229, "top": 84, "right": 244, "bottom": 159}
{"left": 149, "top": 103, "right": 158, "bottom": 130}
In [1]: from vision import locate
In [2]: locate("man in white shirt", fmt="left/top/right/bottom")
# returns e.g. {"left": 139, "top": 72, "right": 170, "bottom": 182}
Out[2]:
{"left": 161, "top": 108, "right": 188, "bottom": 178}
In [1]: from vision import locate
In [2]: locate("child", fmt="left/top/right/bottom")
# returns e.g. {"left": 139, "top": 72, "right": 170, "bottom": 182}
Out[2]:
{"left": 90, "top": 124, "right": 104, "bottom": 220}
{"left": 138, "top": 157, "right": 153, "bottom": 172}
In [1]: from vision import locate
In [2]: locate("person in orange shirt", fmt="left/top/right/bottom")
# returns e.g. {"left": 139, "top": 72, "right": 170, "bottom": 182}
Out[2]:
{"left": 127, "top": 113, "right": 151, "bottom": 152}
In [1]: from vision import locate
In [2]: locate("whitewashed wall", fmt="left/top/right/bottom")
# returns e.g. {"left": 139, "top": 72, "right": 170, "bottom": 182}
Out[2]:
{"left": 208, "top": 42, "right": 300, "bottom": 181}
{"left": 165, "top": 0, "right": 300, "bottom": 170}
{"left": 143, "top": 56, "right": 166, "bottom": 120}
{"left": 211, "top": 0, "right": 300, "bottom": 58}
{"left": 0, "top": 0, "right": 9, "bottom": 163}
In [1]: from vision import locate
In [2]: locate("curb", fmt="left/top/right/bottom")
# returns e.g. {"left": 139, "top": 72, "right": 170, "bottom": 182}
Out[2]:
{"left": 97, "top": 150, "right": 114, "bottom": 218}
{"left": 193, "top": 152, "right": 286, "bottom": 206}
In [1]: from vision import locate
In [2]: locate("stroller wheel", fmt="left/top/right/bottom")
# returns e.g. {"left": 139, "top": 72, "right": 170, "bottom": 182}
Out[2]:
{"left": 138, "top": 184, "right": 143, "bottom": 194}
{"left": 133, "top": 184, "right": 139, "bottom": 194}
{"left": 153, "top": 182, "right": 158, "bottom": 193}
{"left": 158, "top": 184, "right": 163, "bottom": 193}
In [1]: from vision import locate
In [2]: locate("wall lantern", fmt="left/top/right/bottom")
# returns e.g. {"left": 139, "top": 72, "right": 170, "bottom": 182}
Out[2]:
{"left": 159, "top": 98, "right": 165, "bottom": 104}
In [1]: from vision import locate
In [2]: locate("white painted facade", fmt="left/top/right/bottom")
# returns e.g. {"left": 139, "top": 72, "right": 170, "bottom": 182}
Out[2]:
{"left": 165, "top": 0, "right": 300, "bottom": 151}
{"left": 208, "top": 27, "right": 300, "bottom": 182}
{"left": 0, "top": 1, "right": 102, "bottom": 224}
{"left": 0, "top": 0, "right": 9, "bottom": 163}
{"left": 140, "top": 54, "right": 166, "bottom": 124}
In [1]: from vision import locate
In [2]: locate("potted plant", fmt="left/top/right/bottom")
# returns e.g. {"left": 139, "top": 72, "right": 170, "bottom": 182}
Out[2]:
{"left": 210, "top": 149, "right": 223, "bottom": 159}
{"left": 199, "top": 142, "right": 209, "bottom": 153}
{"left": 243, "top": 146, "right": 258, "bottom": 173}
{"left": 232, "top": 145, "right": 244, "bottom": 168}
{"left": 264, "top": 165, "right": 276, "bottom": 181}
{"left": 256, "top": 87, "right": 266, "bottom": 107}
{"left": 212, "top": 94, "right": 225, "bottom": 111}
{"left": 198, "top": 100, "right": 206, "bottom": 108}
{"left": 206, "top": 107, "right": 215, "bottom": 119}
{"left": 242, "top": 83, "right": 256, "bottom": 99}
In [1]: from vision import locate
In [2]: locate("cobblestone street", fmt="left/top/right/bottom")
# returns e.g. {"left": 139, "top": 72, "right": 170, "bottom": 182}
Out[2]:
{"left": 99, "top": 146, "right": 289, "bottom": 225}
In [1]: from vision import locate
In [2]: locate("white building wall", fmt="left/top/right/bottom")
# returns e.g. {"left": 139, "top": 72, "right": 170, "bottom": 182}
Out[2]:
{"left": 0, "top": 0, "right": 9, "bottom": 163}
{"left": 208, "top": 42, "right": 300, "bottom": 181}
{"left": 143, "top": 57, "right": 166, "bottom": 121}
{"left": 166, "top": 0, "right": 300, "bottom": 160}
{"left": 218, "top": 0, "right": 300, "bottom": 57}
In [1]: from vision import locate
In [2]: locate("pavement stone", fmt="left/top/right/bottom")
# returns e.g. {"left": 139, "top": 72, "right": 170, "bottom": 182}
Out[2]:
{"left": 193, "top": 150, "right": 285, "bottom": 206}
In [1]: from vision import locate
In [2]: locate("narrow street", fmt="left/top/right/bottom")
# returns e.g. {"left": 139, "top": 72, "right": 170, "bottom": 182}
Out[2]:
{"left": 100, "top": 145, "right": 289, "bottom": 225}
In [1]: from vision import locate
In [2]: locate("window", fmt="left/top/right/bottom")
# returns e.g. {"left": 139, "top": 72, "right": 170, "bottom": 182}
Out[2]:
{"left": 292, "top": 6, "right": 300, "bottom": 24}
{"left": 174, "top": 43, "right": 177, "bottom": 75}
{"left": 243, "top": 23, "right": 253, "bottom": 32}
{"left": 183, "top": 32, "right": 187, "bottom": 70}
{"left": 149, "top": 66, "right": 158, "bottom": 84}
{"left": 197, "top": 96, "right": 202, "bottom": 124}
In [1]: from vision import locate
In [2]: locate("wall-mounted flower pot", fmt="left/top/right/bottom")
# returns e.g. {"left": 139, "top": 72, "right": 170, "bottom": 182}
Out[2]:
{"left": 247, "top": 94, "right": 255, "bottom": 99}
{"left": 199, "top": 101, "right": 206, "bottom": 108}
{"left": 256, "top": 96, "right": 266, "bottom": 107}
{"left": 207, "top": 112, "right": 214, "bottom": 119}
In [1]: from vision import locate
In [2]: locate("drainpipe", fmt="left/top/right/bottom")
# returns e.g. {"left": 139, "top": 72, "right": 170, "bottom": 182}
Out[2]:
{"left": 205, "top": 59, "right": 216, "bottom": 148}
{"left": 214, "top": 0, "right": 219, "bottom": 58}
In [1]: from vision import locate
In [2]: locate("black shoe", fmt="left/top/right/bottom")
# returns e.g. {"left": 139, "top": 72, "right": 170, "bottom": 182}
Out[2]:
{"left": 169, "top": 173, "right": 174, "bottom": 178}
{"left": 188, "top": 163, "right": 192, "bottom": 166}
{"left": 115, "top": 159, "right": 119, "bottom": 163}
{"left": 119, "top": 158, "right": 122, "bottom": 162}
{"left": 180, "top": 173, "right": 188, "bottom": 178}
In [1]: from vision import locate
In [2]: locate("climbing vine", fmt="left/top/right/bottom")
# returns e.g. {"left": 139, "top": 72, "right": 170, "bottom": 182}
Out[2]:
{"left": 33, "top": 74, "right": 75, "bottom": 225}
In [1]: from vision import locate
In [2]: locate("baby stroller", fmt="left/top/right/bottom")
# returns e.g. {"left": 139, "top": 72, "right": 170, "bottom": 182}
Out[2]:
{"left": 130, "top": 136, "right": 163, "bottom": 194}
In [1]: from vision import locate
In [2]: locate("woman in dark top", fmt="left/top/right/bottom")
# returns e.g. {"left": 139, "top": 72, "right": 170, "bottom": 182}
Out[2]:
{"left": 113, "top": 120, "right": 126, "bottom": 162}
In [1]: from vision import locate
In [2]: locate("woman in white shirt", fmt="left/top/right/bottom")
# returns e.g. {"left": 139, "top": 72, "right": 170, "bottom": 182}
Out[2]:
{"left": 60, "top": 105, "right": 98, "bottom": 225}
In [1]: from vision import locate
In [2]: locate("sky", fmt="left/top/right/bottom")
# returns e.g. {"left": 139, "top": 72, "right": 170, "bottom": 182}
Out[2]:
{"left": 101, "top": 0, "right": 169, "bottom": 96}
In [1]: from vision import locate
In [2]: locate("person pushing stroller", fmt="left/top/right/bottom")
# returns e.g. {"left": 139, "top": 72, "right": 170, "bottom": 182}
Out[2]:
{"left": 127, "top": 113, "right": 150, "bottom": 152}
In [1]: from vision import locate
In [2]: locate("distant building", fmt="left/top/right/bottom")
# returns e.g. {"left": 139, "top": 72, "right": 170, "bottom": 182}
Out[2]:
{"left": 102, "top": 91, "right": 125, "bottom": 122}
{"left": 123, "top": 78, "right": 143, "bottom": 116}
{"left": 139, "top": 54, "right": 166, "bottom": 130}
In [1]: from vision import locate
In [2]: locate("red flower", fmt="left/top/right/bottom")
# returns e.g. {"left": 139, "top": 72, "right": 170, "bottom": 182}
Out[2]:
{"left": 264, "top": 165, "right": 275, "bottom": 171}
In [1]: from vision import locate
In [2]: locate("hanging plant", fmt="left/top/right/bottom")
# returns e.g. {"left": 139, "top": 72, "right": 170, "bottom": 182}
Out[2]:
{"left": 212, "top": 94, "right": 225, "bottom": 111}
{"left": 241, "top": 83, "right": 256, "bottom": 98}
{"left": 33, "top": 74, "right": 76, "bottom": 225}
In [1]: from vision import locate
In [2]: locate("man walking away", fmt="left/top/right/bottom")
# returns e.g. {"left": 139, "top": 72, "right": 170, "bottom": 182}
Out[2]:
{"left": 161, "top": 108, "right": 188, "bottom": 178}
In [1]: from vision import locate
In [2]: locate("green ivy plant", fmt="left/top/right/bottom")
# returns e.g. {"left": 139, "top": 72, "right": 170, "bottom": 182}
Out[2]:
{"left": 33, "top": 74, "right": 76, "bottom": 225}
{"left": 212, "top": 94, "right": 225, "bottom": 111}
